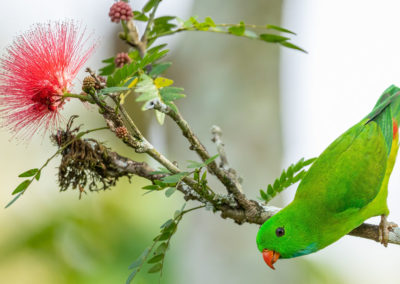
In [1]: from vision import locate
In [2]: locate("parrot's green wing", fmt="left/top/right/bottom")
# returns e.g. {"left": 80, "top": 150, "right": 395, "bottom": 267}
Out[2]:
{"left": 294, "top": 86, "right": 400, "bottom": 214}
{"left": 296, "top": 121, "right": 390, "bottom": 213}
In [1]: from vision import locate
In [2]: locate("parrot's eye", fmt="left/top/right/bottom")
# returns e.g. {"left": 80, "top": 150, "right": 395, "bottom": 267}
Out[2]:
{"left": 275, "top": 227, "right": 285, "bottom": 237}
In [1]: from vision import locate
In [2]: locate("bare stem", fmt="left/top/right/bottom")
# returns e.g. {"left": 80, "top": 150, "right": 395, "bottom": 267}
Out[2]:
{"left": 153, "top": 103, "right": 257, "bottom": 212}
{"left": 63, "top": 93, "right": 94, "bottom": 103}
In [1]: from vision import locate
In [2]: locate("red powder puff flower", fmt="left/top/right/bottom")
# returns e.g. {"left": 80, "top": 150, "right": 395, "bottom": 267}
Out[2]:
{"left": 0, "top": 21, "right": 95, "bottom": 139}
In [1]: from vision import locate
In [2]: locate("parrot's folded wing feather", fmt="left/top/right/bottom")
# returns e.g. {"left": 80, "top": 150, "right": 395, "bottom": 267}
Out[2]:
{"left": 295, "top": 121, "right": 387, "bottom": 213}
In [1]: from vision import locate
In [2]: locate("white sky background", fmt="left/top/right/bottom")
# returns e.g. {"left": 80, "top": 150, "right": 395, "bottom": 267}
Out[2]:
{"left": 281, "top": 0, "right": 400, "bottom": 282}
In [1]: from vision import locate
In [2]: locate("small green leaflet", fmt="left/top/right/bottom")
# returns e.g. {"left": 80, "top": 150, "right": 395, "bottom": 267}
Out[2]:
{"left": 149, "top": 62, "right": 172, "bottom": 77}
{"left": 147, "top": 254, "right": 164, "bottom": 264}
{"left": 18, "top": 168, "right": 39, "bottom": 177}
{"left": 5, "top": 192, "right": 23, "bottom": 209}
{"left": 165, "top": 187, "right": 177, "bottom": 197}
{"left": 260, "top": 157, "right": 316, "bottom": 203}
{"left": 150, "top": 17, "right": 306, "bottom": 53}
{"left": 133, "top": 11, "right": 149, "bottom": 21}
{"left": 135, "top": 74, "right": 185, "bottom": 125}
{"left": 186, "top": 154, "right": 220, "bottom": 169}
{"left": 98, "top": 87, "right": 131, "bottom": 96}
{"left": 12, "top": 180, "right": 31, "bottom": 195}
{"left": 266, "top": 24, "right": 296, "bottom": 35}
{"left": 161, "top": 172, "right": 189, "bottom": 183}
{"left": 160, "top": 87, "right": 185, "bottom": 102}
{"left": 279, "top": 41, "right": 307, "bottom": 53}
{"left": 129, "top": 248, "right": 150, "bottom": 270}
{"left": 148, "top": 263, "right": 162, "bottom": 273}
{"left": 126, "top": 247, "right": 151, "bottom": 284}
{"left": 143, "top": 0, "right": 158, "bottom": 13}
{"left": 228, "top": 21, "right": 245, "bottom": 36}
{"left": 259, "top": 33, "right": 289, "bottom": 43}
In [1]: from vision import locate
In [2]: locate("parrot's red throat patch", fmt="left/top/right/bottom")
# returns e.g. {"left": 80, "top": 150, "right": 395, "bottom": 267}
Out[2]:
{"left": 262, "top": 249, "right": 280, "bottom": 270}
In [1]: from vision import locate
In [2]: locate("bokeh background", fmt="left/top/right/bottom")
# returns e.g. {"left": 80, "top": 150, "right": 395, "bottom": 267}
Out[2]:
{"left": 1, "top": 0, "right": 400, "bottom": 283}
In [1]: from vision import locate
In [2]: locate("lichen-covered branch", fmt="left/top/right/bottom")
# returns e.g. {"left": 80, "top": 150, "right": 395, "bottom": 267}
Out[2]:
{"left": 76, "top": 137, "right": 400, "bottom": 246}
{"left": 153, "top": 103, "right": 259, "bottom": 213}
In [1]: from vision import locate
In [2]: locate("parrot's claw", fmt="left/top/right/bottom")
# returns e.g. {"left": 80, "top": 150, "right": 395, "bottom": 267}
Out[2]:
{"left": 378, "top": 215, "right": 398, "bottom": 247}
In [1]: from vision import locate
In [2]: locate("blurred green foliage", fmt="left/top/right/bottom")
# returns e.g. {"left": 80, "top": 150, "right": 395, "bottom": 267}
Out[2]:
{"left": 0, "top": 178, "right": 179, "bottom": 284}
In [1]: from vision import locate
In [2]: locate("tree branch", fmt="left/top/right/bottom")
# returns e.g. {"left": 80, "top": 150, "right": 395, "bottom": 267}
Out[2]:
{"left": 92, "top": 143, "right": 400, "bottom": 246}
{"left": 153, "top": 103, "right": 259, "bottom": 215}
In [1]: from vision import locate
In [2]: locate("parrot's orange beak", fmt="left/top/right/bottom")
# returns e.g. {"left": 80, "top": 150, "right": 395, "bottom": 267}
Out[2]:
{"left": 262, "top": 249, "right": 280, "bottom": 270}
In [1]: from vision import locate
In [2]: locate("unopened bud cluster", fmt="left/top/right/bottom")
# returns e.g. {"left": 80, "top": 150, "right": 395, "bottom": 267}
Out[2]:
{"left": 115, "top": 52, "right": 132, "bottom": 68}
{"left": 109, "top": 1, "right": 133, "bottom": 23}
{"left": 115, "top": 126, "right": 129, "bottom": 139}
{"left": 82, "top": 76, "right": 96, "bottom": 93}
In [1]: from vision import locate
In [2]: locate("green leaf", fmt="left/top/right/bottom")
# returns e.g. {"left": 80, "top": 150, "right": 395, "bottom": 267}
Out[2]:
{"left": 303, "top": 157, "right": 317, "bottom": 166}
{"left": 186, "top": 160, "right": 205, "bottom": 169}
{"left": 272, "top": 179, "right": 280, "bottom": 190}
{"left": 165, "top": 101, "right": 178, "bottom": 113}
{"left": 228, "top": 21, "right": 245, "bottom": 36}
{"left": 129, "top": 247, "right": 150, "bottom": 269}
{"left": 99, "top": 64, "right": 115, "bottom": 76}
{"left": 133, "top": 10, "right": 149, "bottom": 21}
{"left": 259, "top": 33, "right": 290, "bottom": 43}
{"left": 204, "top": 16, "right": 216, "bottom": 27}
{"left": 5, "top": 192, "right": 23, "bottom": 209}
{"left": 98, "top": 87, "right": 130, "bottom": 95}
{"left": 143, "top": 0, "right": 158, "bottom": 12}
{"left": 18, "top": 168, "right": 39, "bottom": 178}
{"left": 155, "top": 242, "right": 168, "bottom": 255}
{"left": 142, "top": 184, "right": 160, "bottom": 190}
{"left": 35, "top": 170, "right": 41, "bottom": 181}
{"left": 148, "top": 263, "right": 162, "bottom": 273}
{"left": 194, "top": 170, "right": 199, "bottom": 181}
{"left": 12, "top": 180, "right": 31, "bottom": 195}
{"left": 147, "top": 44, "right": 168, "bottom": 55}
{"left": 102, "top": 57, "right": 115, "bottom": 64}
{"left": 135, "top": 75, "right": 158, "bottom": 102}
{"left": 147, "top": 253, "right": 164, "bottom": 264}
{"left": 293, "top": 158, "right": 305, "bottom": 171}
{"left": 126, "top": 269, "right": 139, "bottom": 284}
{"left": 160, "top": 219, "right": 174, "bottom": 229}
{"left": 280, "top": 41, "right": 307, "bottom": 53}
{"left": 165, "top": 187, "right": 177, "bottom": 197}
{"left": 204, "top": 154, "right": 220, "bottom": 165}
{"left": 161, "top": 172, "right": 189, "bottom": 183}
{"left": 106, "top": 76, "right": 116, "bottom": 87}
{"left": 260, "top": 189, "right": 269, "bottom": 201}
{"left": 267, "top": 184, "right": 274, "bottom": 195}
{"left": 201, "top": 171, "right": 207, "bottom": 182}
{"left": 140, "top": 49, "right": 169, "bottom": 68}
{"left": 160, "top": 87, "right": 185, "bottom": 102}
{"left": 243, "top": 30, "right": 258, "bottom": 39}
{"left": 157, "top": 232, "right": 171, "bottom": 241}
{"left": 149, "top": 62, "right": 172, "bottom": 77}
{"left": 266, "top": 24, "right": 296, "bottom": 35}
{"left": 163, "top": 221, "right": 177, "bottom": 233}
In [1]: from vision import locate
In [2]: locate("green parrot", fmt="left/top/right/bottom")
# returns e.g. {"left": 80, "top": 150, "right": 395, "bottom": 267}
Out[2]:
{"left": 256, "top": 85, "right": 400, "bottom": 269}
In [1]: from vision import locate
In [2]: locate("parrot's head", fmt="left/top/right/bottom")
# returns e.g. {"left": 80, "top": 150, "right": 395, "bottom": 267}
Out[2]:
{"left": 256, "top": 204, "right": 319, "bottom": 270}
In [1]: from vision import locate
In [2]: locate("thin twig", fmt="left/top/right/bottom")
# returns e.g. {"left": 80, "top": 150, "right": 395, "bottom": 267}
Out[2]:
{"left": 141, "top": 0, "right": 161, "bottom": 45}
{"left": 153, "top": 103, "right": 257, "bottom": 213}
{"left": 211, "top": 125, "right": 230, "bottom": 170}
